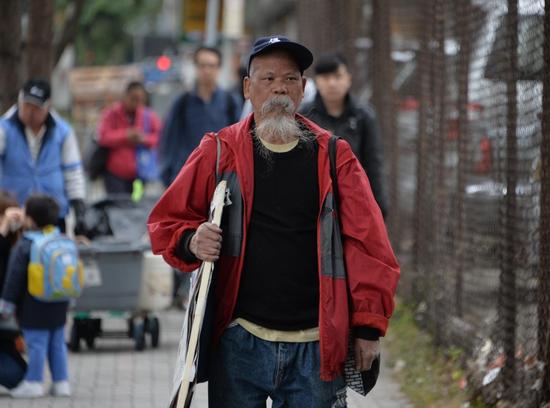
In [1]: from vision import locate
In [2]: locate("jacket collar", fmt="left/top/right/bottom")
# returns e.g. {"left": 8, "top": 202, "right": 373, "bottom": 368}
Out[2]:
{"left": 218, "top": 112, "right": 333, "bottom": 219}
{"left": 312, "top": 92, "right": 357, "bottom": 119}
{"left": 11, "top": 108, "right": 55, "bottom": 138}
{"left": 112, "top": 102, "right": 148, "bottom": 126}
{"left": 223, "top": 112, "right": 331, "bottom": 145}
{"left": 190, "top": 86, "right": 223, "bottom": 103}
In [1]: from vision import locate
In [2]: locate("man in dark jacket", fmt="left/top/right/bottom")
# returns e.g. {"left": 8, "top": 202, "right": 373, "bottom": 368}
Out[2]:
{"left": 300, "top": 53, "right": 388, "bottom": 217}
{"left": 158, "top": 46, "right": 242, "bottom": 188}
{"left": 158, "top": 46, "right": 242, "bottom": 306}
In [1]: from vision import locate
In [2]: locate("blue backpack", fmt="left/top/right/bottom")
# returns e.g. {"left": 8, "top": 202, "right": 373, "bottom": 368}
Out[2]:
{"left": 24, "top": 227, "right": 84, "bottom": 301}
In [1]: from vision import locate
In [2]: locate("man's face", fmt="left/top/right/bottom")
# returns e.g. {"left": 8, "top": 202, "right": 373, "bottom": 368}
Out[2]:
{"left": 195, "top": 50, "right": 221, "bottom": 88}
{"left": 124, "top": 88, "right": 146, "bottom": 113}
{"left": 244, "top": 50, "right": 306, "bottom": 122}
{"left": 314, "top": 64, "right": 352, "bottom": 105}
{"left": 18, "top": 101, "right": 49, "bottom": 130}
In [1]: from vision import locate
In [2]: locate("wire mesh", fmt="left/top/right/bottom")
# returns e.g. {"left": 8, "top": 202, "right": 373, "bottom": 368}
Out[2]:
{"left": 296, "top": 0, "right": 547, "bottom": 404}
{"left": 387, "top": 0, "right": 547, "bottom": 405}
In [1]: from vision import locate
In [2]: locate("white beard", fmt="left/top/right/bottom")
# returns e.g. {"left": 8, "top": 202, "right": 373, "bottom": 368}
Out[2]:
{"left": 255, "top": 95, "right": 301, "bottom": 144}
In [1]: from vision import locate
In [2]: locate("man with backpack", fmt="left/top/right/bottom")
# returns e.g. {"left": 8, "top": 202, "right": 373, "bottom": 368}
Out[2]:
{"left": 97, "top": 81, "right": 162, "bottom": 195}
{"left": 0, "top": 194, "right": 83, "bottom": 398}
{"left": 158, "top": 46, "right": 242, "bottom": 188}
{"left": 159, "top": 46, "right": 242, "bottom": 307}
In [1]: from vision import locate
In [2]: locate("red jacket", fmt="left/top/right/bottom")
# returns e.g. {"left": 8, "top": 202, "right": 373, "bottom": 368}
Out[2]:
{"left": 147, "top": 114, "right": 400, "bottom": 380}
{"left": 98, "top": 102, "right": 161, "bottom": 180}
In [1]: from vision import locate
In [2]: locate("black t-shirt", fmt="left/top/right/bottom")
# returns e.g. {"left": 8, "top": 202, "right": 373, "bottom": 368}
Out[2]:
{"left": 234, "top": 136, "right": 320, "bottom": 330}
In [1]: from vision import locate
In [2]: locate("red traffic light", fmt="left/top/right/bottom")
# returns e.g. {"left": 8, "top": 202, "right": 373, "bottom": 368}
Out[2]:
{"left": 156, "top": 55, "right": 172, "bottom": 71}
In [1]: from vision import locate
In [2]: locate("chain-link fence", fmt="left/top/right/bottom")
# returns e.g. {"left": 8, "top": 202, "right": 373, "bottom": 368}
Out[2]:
{"left": 377, "top": 0, "right": 547, "bottom": 405}
{"left": 295, "top": 0, "right": 549, "bottom": 405}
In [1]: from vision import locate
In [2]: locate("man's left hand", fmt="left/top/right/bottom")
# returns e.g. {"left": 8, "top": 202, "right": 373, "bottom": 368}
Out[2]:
{"left": 354, "top": 338, "right": 380, "bottom": 371}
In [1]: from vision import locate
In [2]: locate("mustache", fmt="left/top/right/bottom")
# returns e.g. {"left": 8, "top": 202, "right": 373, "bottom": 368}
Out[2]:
{"left": 260, "top": 95, "right": 295, "bottom": 116}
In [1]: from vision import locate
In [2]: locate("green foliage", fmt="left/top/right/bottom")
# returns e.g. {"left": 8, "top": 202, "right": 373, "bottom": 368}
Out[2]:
{"left": 386, "top": 301, "right": 490, "bottom": 408}
{"left": 55, "top": 0, "right": 162, "bottom": 66}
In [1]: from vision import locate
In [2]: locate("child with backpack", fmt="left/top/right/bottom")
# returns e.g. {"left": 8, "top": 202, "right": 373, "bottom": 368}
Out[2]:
{"left": 0, "top": 194, "right": 84, "bottom": 398}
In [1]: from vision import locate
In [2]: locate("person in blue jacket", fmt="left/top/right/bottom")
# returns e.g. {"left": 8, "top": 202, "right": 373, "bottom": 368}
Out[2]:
{"left": 0, "top": 79, "right": 87, "bottom": 235}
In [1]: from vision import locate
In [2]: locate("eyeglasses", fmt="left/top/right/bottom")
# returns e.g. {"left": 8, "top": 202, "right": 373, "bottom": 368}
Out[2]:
{"left": 196, "top": 63, "right": 220, "bottom": 70}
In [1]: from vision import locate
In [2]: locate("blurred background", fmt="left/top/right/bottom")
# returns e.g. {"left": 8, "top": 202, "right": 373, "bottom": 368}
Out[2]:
{"left": 1, "top": 0, "right": 549, "bottom": 407}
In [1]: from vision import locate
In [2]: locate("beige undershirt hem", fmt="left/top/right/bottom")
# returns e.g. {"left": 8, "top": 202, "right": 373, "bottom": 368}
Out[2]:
{"left": 234, "top": 318, "right": 320, "bottom": 343}
{"left": 257, "top": 137, "right": 299, "bottom": 153}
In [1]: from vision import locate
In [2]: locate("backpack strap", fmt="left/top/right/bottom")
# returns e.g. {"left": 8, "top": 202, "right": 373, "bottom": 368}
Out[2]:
{"left": 215, "top": 133, "right": 221, "bottom": 182}
{"left": 23, "top": 227, "right": 60, "bottom": 242}
{"left": 225, "top": 92, "right": 236, "bottom": 122}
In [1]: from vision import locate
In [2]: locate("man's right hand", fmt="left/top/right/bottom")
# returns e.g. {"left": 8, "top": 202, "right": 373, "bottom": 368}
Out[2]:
{"left": 189, "top": 223, "right": 223, "bottom": 262}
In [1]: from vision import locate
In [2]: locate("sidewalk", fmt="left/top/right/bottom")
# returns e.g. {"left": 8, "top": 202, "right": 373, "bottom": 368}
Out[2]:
{"left": 0, "top": 309, "right": 411, "bottom": 408}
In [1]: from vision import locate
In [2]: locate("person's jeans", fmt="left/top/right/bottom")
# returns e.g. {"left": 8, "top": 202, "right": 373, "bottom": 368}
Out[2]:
{"left": 0, "top": 350, "right": 26, "bottom": 389}
{"left": 103, "top": 171, "right": 134, "bottom": 195}
{"left": 208, "top": 324, "right": 347, "bottom": 408}
{"left": 22, "top": 326, "right": 68, "bottom": 382}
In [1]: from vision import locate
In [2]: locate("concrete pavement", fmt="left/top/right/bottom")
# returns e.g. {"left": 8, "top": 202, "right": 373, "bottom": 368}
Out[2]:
{"left": 0, "top": 309, "right": 410, "bottom": 408}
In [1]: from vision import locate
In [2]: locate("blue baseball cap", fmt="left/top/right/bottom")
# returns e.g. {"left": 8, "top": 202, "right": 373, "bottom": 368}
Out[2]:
{"left": 247, "top": 35, "right": 313, "bottom": 75}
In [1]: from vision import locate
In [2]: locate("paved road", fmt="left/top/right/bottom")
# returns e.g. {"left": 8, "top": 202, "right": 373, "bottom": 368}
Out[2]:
{"left": 0, "top": 309, "right": 410, "bottom": 408}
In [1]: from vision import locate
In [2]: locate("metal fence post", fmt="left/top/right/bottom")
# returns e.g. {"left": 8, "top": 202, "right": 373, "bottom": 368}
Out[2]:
{"left": 432, "top": 0, "right": 448, "bottom": 346}
{"left": 372, "top": 0, "right": 399, "bottom": 242}
{"left": 412, "top": 0, "right": 431, "bottom": 301}
{"left": 499, "top": 0, "right": 519, "bottom": 400}
{"left": 539, "top": 0, "right": 550, "bottom": 403}
{"left": 454, "top": 0, "right": 472, "bottom": 320}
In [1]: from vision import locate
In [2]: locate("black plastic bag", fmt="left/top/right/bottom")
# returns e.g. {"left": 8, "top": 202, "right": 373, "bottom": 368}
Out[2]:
{"left": 85, "top": 139, "right": 109, "bottom": 181}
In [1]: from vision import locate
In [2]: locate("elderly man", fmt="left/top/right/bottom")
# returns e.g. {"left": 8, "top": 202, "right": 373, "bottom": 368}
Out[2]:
{"left": 0, "top": 79, "right": 86, "bottom": 235}
{"left": 148, "top": 36, "right": 400, "bottom": 408}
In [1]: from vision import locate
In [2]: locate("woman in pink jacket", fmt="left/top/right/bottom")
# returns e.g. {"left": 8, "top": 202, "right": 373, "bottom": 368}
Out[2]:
{"left": 98, "top": 81, "right": 161, "bottom": 194}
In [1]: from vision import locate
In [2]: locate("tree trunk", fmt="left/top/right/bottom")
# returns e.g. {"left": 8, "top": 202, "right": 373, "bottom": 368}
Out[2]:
{"left": 0, "top": 0, "right": 22, "bottom": 112}
{"left": 54, "top": 0, "right": 86, "bottom": 67}
{"left": 25, "top": 0, "right": 54, "bottom": 80}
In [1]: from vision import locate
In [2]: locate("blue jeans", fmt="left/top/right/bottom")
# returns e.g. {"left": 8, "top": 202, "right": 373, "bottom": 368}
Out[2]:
{"left": 208, "top": 324, "right": 346, "bottom": 408}
{"left": 103, "top": 171, "right": 134, "bottom": 195}
{"left": 22, "top": 326, "right": 68, "bottom": 382}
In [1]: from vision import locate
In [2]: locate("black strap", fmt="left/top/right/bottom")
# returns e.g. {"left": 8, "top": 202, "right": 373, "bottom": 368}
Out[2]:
{"left": 225, "top": 92, "right": 236, "bottom": 122}
{"left": 328, "top": 135, "right": 354, "bottom": 310}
